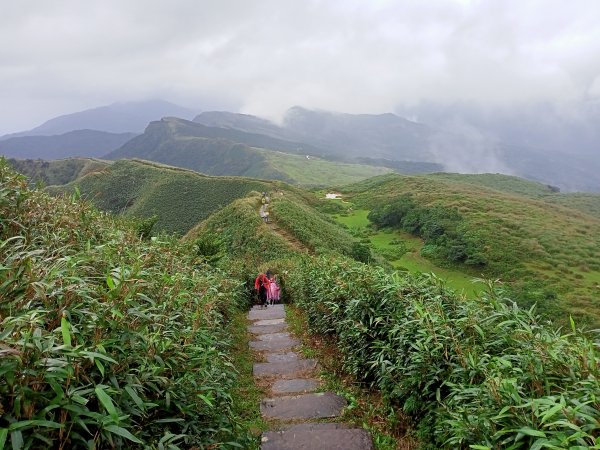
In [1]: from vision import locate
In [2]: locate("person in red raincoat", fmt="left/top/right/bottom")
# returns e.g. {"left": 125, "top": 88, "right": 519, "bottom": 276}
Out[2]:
{"left": 254, "top": 270, "right": 271, "bottom": 308}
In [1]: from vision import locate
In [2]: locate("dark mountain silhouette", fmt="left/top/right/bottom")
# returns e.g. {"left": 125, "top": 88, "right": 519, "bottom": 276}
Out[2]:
{"left": 2, "top": 100, "right": 197, "bottom": 138}
{"left": 0, "top": 130, "right": 137, "bottom": 159}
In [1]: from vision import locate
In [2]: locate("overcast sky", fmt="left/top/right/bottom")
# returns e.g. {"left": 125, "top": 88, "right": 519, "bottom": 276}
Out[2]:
{"left": 1, "top": 0, "right": 599, "bottom": 134}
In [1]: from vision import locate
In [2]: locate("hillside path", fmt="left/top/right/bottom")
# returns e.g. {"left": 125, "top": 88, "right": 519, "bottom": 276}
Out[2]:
{"left": 258, "top": 202, "right": 312, "bottom": 254}
{"left": 248, "top": 304, "right": 374, "bottom": 450}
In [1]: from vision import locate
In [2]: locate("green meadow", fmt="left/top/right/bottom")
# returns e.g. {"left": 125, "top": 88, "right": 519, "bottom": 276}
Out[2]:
{"left": 335, "top": 207, "right": 485, "bottom": 296}
{"left": 261, "top": 150, "right": 392, "bottom": 186}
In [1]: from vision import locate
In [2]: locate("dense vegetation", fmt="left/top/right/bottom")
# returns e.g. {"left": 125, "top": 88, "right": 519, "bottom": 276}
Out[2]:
{"left": 368, "top": 194, "right": 486, "bottom": 267}
{"left": 47, "top": 159, "right": 273, "bottom": 235}
{"left": 339, "top": 173, "right": 600, "bottom": 325}
{"left": 0, "top": 160, "right": 253, "bottom": 448}
{"left": 284, "top": 255, "right": 600, "bottom": 449}
{"left": 7, "top": 158, "right": 109, "bottom": 187}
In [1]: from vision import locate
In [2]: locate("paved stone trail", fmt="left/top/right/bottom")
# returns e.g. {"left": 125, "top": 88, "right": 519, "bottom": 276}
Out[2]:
{"left": 248, "top": 304, "right": 374, "bottom": 450}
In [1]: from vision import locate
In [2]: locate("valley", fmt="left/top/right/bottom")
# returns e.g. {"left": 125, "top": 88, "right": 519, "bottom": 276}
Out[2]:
{"left": 335, "top": 209, "right": 486, "bottom": 296}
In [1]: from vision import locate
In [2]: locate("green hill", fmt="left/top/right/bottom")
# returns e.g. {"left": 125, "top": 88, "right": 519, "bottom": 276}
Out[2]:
{"left": 105, "top": 117, "right": 392, "bottom": 186}
{"left": 334, "top": 173, "right": 600, "bottom": 324}
{"left": 7, "top": 157, "right": 110, "bottom": 186}
{"left": 46, "top": 159, "right": 276, "bottom": 235}
{"left": 4, "top": 158, "right": 600, "bottom": 450}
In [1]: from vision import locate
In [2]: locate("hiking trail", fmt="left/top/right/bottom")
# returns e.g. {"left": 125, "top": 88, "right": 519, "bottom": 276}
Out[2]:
{"left": 259, "top": 202, "right": 312, "bottom": 254}
{"left": 248, "top": 304, "right": 374, "bottom": 449}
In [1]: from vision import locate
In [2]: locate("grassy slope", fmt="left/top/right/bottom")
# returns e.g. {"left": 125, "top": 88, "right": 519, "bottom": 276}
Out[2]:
{"left": 336, "top": 208, "right": 486, "bottom": 297}
{"left": 337, "top": 173, "right": 600, "bottom": 324}
{"left": 260, "top": 150, "right": 392, "bottom": 186}
{"left": 47, "top": 159, "right": 276, "bottom": 235}
{"left": 431, "top": 172, "right": 600, "bottom": 220}
{"left": 8, "top": 157, "right": 110, "bottom": 186}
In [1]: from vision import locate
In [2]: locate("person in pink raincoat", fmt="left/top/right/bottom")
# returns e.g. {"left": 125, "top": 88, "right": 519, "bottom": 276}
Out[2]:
{"left": 267, "top": 275, "right": 281, "bottom": 306}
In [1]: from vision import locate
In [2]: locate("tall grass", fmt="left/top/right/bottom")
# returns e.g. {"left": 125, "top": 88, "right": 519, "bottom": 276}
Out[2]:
{"left": 0, "top": 159, "right": 251, "bottom": 448}
{"left": 285, "top": 255, "right": 600, "bottom": 449}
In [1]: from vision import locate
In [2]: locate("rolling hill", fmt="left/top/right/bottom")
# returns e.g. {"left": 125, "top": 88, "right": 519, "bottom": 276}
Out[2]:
{"left": 0, "top": 129, "right": 137, "bottom": 159}
{"left": 46, "top": 159, "right": 278, "bottom": 235}
{"left": 333, "top": 173, "right": 600, "bottom": 324}
{"left": 7, "top": 157, "right": 110, "bottom": 186}
{"left": 104, "top": 117, "right": 392, "bottom": 185}
{"left": 195, "top": 107, "right": 600, "bottom": 192}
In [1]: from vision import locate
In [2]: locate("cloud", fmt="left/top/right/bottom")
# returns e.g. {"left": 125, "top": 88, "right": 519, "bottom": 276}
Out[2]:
{"left": 1, "top": 0, "right": 599, "bottom": 133}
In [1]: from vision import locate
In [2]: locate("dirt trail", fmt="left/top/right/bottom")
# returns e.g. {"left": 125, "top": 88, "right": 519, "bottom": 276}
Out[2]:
{"left": 259, "top": 202, "right": 313, "bottom": 254}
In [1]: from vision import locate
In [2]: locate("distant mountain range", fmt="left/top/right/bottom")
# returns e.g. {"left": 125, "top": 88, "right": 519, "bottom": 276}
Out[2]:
{"left": 2, "top": 99, "right": 599, "bottom": 192}
{"left": 0, "top": 130, "right": 137, "bottom": 159}
{"left": 2, "top": 100, "right": 197, "bottom": 138}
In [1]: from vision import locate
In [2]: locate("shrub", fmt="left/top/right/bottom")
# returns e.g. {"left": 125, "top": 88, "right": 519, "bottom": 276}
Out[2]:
{"left": 0, "top": 160, "right": 251, "bottom": 448}
{"left": 284, "top": 255, "right": 600, "bottom": 449}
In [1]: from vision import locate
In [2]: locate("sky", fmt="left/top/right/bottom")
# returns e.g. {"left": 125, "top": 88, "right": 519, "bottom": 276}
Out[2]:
{"left": 1, "top": 0, "right": 600, "bottom": 134}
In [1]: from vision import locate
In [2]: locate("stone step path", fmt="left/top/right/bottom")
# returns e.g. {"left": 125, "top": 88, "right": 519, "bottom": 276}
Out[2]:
{"left": 248, "top": 304, "right": 374, "bottom": 450}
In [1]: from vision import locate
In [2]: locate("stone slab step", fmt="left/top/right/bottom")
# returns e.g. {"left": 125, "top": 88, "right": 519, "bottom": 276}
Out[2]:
{"left": 254, "top": 318, "right": 285, "bottom": 326}
{"left": 272, "top": 378, "right": 320, "bottom": 395}
{"left": 257, "top": 332, "right": 292, "bottom": 341}
{"left": 266, "top": 352, "right": 299, "bottom": 363}
{"left": 253, "top": 359, "right": 317, "bottom": 377}
{"left": 261, "top": 423, "right": 374, "bottom": 450}
{"left": 250, "top": 338, "right": 300, "bottom": 351}
{"left": 248, "top": 323, "right": 288, "bottom": 335}
{"left": 261, "top": 392, "right": 347, "bottom": 420}
{"left": 248, "top": 305, "right": 286, "bottom": 321}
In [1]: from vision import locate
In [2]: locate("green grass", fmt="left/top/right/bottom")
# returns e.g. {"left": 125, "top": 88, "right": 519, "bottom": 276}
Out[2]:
{"left": 337, "top": 173, "right": 600, "bottom": 325}
{"left": 8, "top": 157, "right": 110, "bottom": 186}
{"left": 285, "top": 305, "right": 417, "bottom": 450}
{"left": 261, "top": 151, "right": 392, "bottom": 186}
{"left": 334, "top": 209, "right": 485, "bottom": 297}
{"left": 47, "top": 159, "right": 275, "bottom": 235}
{"left": 228, "top": 311, "right": 266, "bottom": 449}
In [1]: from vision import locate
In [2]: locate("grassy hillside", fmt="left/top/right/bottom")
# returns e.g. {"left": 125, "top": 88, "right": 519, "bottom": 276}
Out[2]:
{"left": 261, "top": 151, "right": 391, "bottom": 185}
{"left": 335, "top": 173, "right": 600, "bottom": 325}
{"left": 8, "top": 157, "right": 110, "bottom": 186}
{"left": 47, "top": 159, "right": 275, "bottom": 235}
{"left": 106, "top": 117, "right": 393, "bottom": 186}
{"left": 544, "top": 193, "right": 600, "bottom": 220}
{"left": 0, "top": 160, "right": 255, "bottom": 448}
{"left": 429, "top": 173, "right": 560, "bottom": 198}
{"left": 185, "top": 189, "right": 369, "bottom": 265}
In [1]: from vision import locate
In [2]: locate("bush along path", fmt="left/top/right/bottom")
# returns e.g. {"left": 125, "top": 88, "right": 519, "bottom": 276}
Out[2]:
{"left": 247, "top": 304, "right": 374, "bottom": 449}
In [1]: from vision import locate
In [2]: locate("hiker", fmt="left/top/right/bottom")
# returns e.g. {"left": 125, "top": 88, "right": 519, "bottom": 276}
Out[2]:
{"left": 267, "top": 275, "right": 280, "bottom": 306}
{"left": 254, "top": 270, "right": 271, "bottom": 308}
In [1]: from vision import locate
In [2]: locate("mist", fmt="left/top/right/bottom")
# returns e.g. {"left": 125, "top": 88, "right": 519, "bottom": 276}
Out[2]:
{"left": 1, "top": 0, "right": 600, "bottom": 135}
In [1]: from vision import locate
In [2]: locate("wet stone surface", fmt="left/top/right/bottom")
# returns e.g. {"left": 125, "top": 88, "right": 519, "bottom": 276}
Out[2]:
{"left": 257, "top": 332, "right": 292, "bottom": 341}
{"left": 254, "top": 318, "right": 285, "bottom": 326}
{"left": 249, "top": 305, "right": 286, "bottom": 321}
{"left": 260, "top": 392, "right": 347, "bottom": 420}
{"left": 261, "top": 423, "right": 375, "bottom": 450}
{"left": 250, "top": 337, "right": 300, "bottom": 351}
{"left": 248, "top": 323, "right": 288, "bottom": 335}
{"left": 265, "top": 352, "right": 299, "bottom": 363}
{"left": 271, "top": 378, "right": 320, "bottom": 395}
{"left": 253, "top": 359, "right": 317, "bottom": 378}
